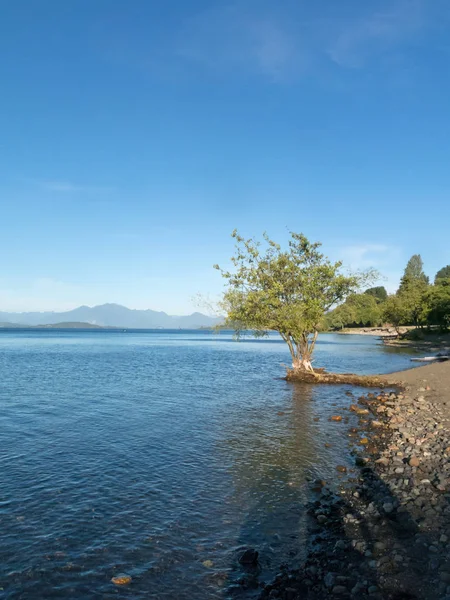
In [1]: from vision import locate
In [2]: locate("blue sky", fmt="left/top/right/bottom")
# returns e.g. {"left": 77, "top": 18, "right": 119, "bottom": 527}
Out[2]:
{"left": 1, "top": 0, "right": 449, "bottom": 314}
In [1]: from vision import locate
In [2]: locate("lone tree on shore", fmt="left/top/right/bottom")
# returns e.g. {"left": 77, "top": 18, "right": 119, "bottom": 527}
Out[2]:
{"left": 214, "top": 231, "right": 373, "bottom": 375}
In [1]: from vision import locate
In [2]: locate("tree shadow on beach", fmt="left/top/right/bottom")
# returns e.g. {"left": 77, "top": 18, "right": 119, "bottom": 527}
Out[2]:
{"left": 218, "top": 378, "right": 450, "bottom": 600}
{"left": 259, "top": 458, "right": 450, "bottom": 600}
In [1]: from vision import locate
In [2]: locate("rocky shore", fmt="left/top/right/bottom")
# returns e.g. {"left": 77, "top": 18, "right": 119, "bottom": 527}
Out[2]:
{"left": 259, "top": 362, "right": 450, "bottom": 600}
{"left": 337, "top": 327, "right": 410, "bottom": 337}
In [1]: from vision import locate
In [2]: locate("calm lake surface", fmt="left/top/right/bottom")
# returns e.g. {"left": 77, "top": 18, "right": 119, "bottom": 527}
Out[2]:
{"left": 0, "top": 331, "right": 417, "bottom": 599}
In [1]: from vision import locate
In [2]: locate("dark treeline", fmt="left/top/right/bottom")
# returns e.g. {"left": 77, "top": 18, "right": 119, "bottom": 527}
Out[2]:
{"left": 325, "top": 255, "right": 450, "bottom": 333}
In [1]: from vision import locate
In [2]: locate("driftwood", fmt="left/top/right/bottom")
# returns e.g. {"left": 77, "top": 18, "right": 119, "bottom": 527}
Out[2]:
{"left": 285, "top": 367, "right": 394, "bottom": 387}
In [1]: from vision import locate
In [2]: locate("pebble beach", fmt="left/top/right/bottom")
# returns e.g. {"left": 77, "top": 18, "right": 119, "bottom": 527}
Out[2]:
{"left": 259, "top": 361, "right": 450, "bottom": 600}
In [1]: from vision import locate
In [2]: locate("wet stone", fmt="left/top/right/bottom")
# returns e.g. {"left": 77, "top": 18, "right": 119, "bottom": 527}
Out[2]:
{"left": 238, "top": 548, "right": 259, "bottom": 566}
{"left": 332, "top": 585, "right": 348, "bottom": 594}
{"left": 111, "top": 574, "right": 132, "bottom": 585}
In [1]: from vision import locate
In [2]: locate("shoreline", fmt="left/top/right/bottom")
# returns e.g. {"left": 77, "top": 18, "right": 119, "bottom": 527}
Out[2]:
{"left": 258, "top": 361, "right": 450, "bottom": 599}
{"left": 336, "top": 327, "right": 412, "bottom": 338}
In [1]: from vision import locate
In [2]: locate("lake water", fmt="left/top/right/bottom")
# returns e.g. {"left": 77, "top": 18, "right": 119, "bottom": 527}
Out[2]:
{"left": 0, "top": 331, "right": 417, "bottom": 599}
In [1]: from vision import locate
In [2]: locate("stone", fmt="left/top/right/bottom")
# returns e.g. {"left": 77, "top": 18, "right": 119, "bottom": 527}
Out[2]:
{"left": 316, "top": 515, "right": 328, "bottom": 524}
{"left": 336, "top": 465, "right": 347, "bottom": 473}
{"left": 332, "top": 585, "right": 347, "bottom": 594}
{"left": 409, "top": 456, "right": 420, "bottom": 467}
{"left": 238, "top": 548, "right": 259, "bottom": 566}
{"left": 202, "top": 559, "right": 214, "bottom": 568}
{"left": 374, "top": 541, "right": 386, "bottom": 551}
{"left": 335, "top": 540, "right": 347, "bottom": 550}
{"left": 440, "top": 572, "right": 450, "bottom": 584}
{"left": 331, "top": 416, "right": 342, "bottom": 422}
{"left": 111, "top": 574, "right": 132, "bottom": 585}
{"left": 383, "top": 503, "right": 394, "bottom": 514}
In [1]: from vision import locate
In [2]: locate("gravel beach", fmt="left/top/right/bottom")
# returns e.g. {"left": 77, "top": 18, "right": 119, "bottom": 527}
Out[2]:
{"left": 258, "top": 362, "right": 450, "bottom": 600}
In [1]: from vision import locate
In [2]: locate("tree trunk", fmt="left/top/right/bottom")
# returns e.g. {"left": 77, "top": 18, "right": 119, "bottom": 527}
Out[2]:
{"left": 280, "top": 331, "right": 318, "bottom": 374}
{"left": 292, "top": 356, "right": 314, "bottom": 372}
{"left": 292, "top": 332, "right": 317, "bottom": 373}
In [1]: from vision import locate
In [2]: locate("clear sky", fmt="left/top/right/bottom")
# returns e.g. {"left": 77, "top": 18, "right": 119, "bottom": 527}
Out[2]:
{"left": 1, "top": 0, "right": 449, "bottom": 314}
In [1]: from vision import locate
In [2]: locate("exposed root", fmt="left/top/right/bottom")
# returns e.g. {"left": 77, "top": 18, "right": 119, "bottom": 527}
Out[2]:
{"left": 285, "top": 368, "right": 398, "bottom": 387}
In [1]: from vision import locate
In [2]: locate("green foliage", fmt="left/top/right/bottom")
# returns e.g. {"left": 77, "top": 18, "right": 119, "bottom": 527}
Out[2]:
{"left": 435, "top": 265, "right": 450, "bottom": 283}
{"left": 398, "top": 254, "right": 429, "bottom": 294}
{"left": 382, "top": 295, "right": 409, "bottom": 333}
{"left": 396, "top": 254, "right": 430, "bottom": 327}
{"left": 215, "top": 231, "right": 374, "bottom": 371}
{"left": 364, "top": 286, "right": 388, "bottom": 303}
{"left": 398, "top": 280, "right": 429, "bottom": 327}
{"left": 426, "top": 278, "right": 450, "bottom": 330}
{"left": 326, "top": 293, "right": 382, "bottom": 330}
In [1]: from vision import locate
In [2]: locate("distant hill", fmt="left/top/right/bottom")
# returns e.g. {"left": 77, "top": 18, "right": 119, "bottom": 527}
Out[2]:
{"left": 34, "top": 322, "right": 109, "bottom": 329}
{"left": 0, "top": 304, "right": 222, "bottom": 329}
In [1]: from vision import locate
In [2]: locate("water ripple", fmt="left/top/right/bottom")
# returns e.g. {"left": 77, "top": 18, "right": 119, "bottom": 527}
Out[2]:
{"left": 0, "top": 331, "right": 414, "bottom": 599}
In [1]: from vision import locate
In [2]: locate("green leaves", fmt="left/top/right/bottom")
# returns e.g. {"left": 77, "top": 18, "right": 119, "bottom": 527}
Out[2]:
{"left": 426, "top": 279, "right": 450, "bottom": 330}
{"left": 364, "top": 286, "right": 388, "bottom": 303}
{"left": 216, "top": 231, "right": 372, "bottom": 370}
{"left": 326, "top": 293, "right": 382, "bottom": 330}
{"left": 435, "top": 265, "right": 450, "bottom": 283}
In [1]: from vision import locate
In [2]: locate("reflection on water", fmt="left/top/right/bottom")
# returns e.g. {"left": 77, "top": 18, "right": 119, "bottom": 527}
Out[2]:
{"left": 0, "top": 331, "right": 415, "bottom": 599}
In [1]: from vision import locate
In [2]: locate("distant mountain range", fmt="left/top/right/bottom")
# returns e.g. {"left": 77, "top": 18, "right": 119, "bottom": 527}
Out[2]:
{"left": 0, "top": 304, "right": 222, "bottom": 329}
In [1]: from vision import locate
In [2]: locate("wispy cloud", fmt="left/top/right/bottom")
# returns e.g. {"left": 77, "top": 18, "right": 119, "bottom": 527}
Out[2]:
{"left": 176, "top": 5, "right": 303, "bottom": 80}
{"left": 340, "top": 243, "right": 394, "bottom": 267}
{"left": 170, "top": 0, "right": 443, "bottom": 80}
{"left": 327, "top": 0, "right": 424, "bottom": 68}
{"left": 97, "top": 0, "right": 448, "bottom": 83}
{"left": 41, "top": 180, "right": 114, "bottom": 194}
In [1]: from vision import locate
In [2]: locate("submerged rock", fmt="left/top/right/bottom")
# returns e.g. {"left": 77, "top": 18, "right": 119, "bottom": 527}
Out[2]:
{"left": 239, "top": 548, "right": 259, "bottom": 566}
{"left": 202, "top": 560, "right": 214, "bottom": 568}
{"left": 111, "top": 573, "right": 132, "bottom": 585}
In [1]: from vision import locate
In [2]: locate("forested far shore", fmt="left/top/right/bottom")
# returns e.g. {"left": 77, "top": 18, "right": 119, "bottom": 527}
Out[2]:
{"left": 325, "top": 257, "right": 450, "bottom": 334}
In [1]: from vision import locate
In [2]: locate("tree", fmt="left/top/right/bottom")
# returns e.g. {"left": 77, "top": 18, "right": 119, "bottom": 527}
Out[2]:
{"left": 400, "top": 283, "right": 429, "bottom": 328}
{"left": 325, "top": 293, "right": 382, "bottom": 330}
{"left": 325, "top": 302, "right": 357, "bottom": 331}
{"left": 215, "top": 231, "right": 373, "bottom": 373}
{"left": 426, "top": 278, "right": 450, "bottom": 330}
{"left": 435, "top": 265, "right": 450, "bottom": 283}
{"left": 382, "top": 295, "right": 409, "bottom": 334}
{"left": 398, "top": 254, "right": 429, "bottom": 293}
{"left": 346, "top": 294, "right": 382, "bottom": 326}
{"left": 397, "top": 254, "right": 429, "bottom": 327}
{"left": 364, "top": 286, "right": 387, "bottom": 303}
